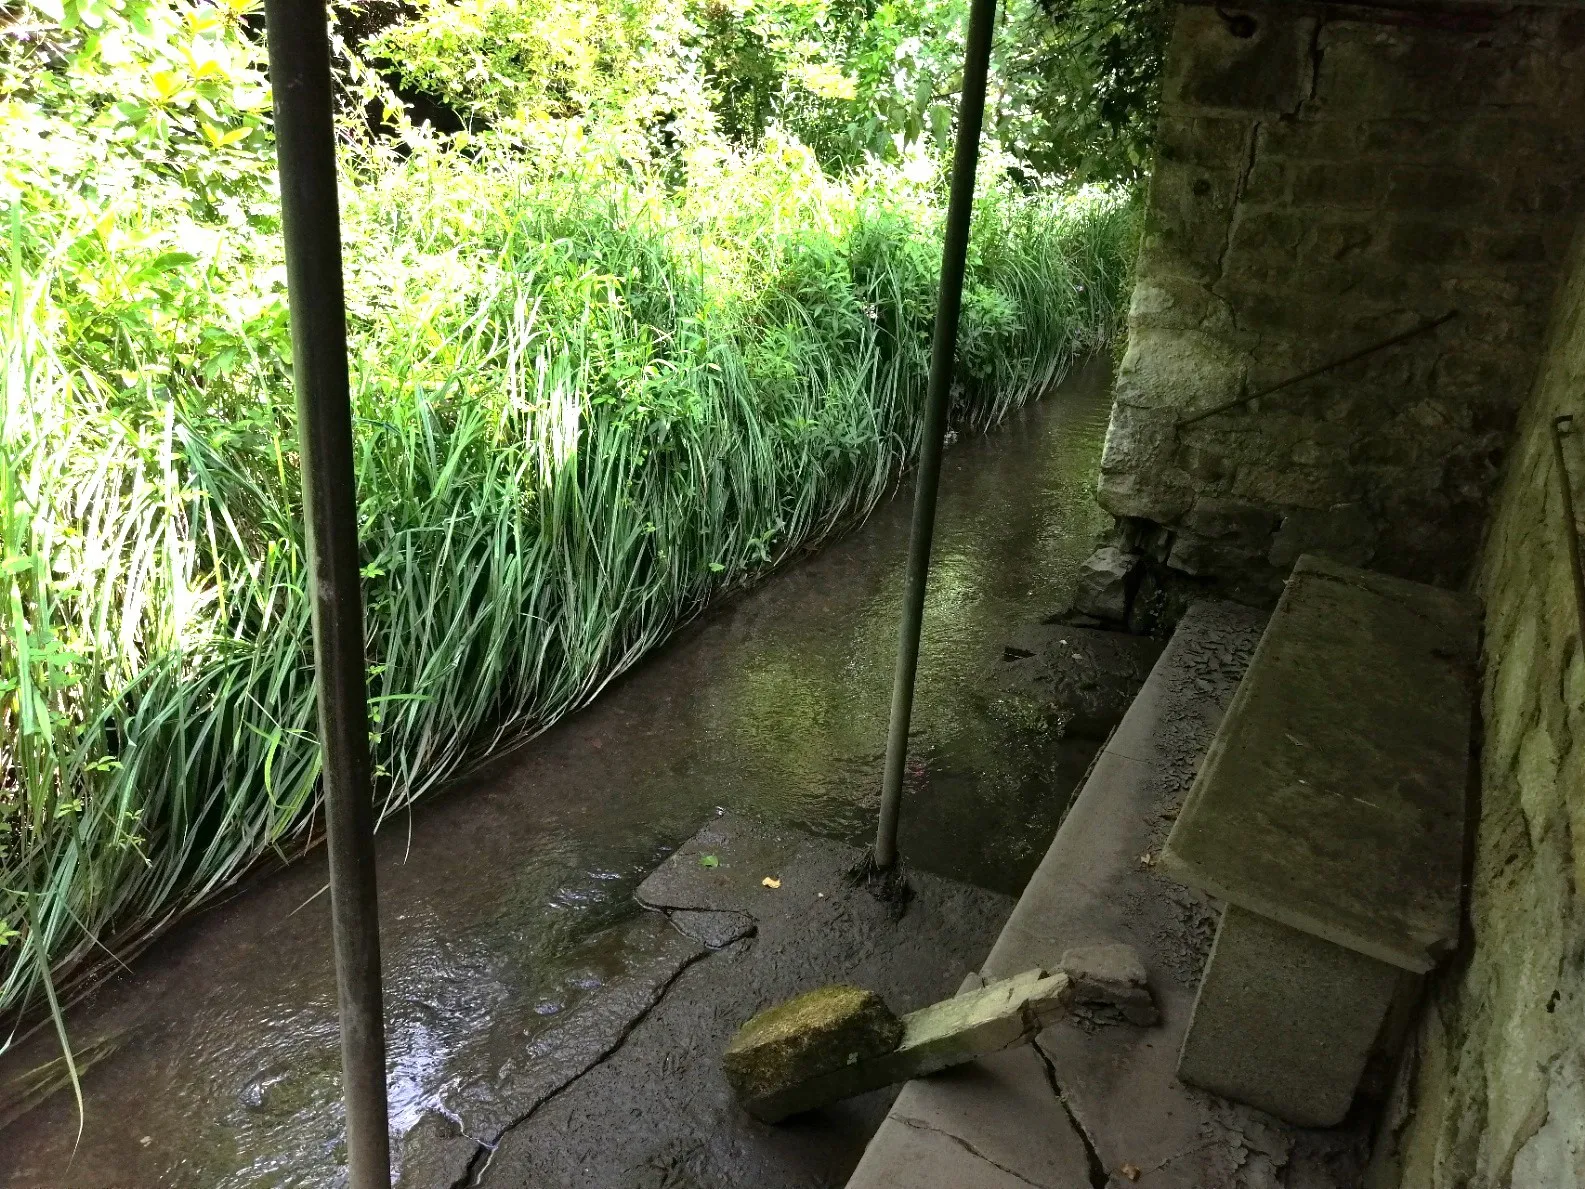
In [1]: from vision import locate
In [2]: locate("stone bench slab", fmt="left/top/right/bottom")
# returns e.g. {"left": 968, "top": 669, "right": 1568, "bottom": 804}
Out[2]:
{"left": 1159, "top": 555, "right": 1479, "bottom": 972}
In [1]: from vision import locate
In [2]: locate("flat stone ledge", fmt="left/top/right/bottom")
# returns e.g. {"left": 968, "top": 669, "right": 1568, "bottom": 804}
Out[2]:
{"left": 1159, "top": 555, "right": 1479, "bottom": 972}
{"left": 848, "top": 601, "right": 1371, "bottom": 1189}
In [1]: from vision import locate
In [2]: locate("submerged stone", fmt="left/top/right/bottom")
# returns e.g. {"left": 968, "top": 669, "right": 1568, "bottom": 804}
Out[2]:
{"left": 722, "top": 985, "right": 903, "bottom": 1107}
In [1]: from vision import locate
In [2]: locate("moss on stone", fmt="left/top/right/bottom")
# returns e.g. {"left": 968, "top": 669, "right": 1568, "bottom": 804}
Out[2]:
{"left": 722, "top": 985, "right": 902, "bottom": 1103}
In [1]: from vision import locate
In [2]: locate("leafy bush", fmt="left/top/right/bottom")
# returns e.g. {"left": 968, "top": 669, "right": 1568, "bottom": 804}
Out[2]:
{"left": 361, "top": 0, "right": 1171, "bottom": 180}
{"left": 0, "top": 0, "right": 1139, "bottom": 1054}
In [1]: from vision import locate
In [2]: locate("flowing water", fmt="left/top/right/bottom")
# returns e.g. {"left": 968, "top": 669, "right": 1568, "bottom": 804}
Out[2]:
{"left": 0, "top": 359, "right": 1114, "bottom": 1188}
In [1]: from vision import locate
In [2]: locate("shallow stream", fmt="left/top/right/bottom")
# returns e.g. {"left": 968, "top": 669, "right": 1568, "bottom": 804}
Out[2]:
{"left": 0, "top": 359, "right": 1114, "bottom": 1188}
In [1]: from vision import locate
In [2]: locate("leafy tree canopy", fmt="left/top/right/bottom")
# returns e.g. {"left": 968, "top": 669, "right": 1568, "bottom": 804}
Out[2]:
{"left": 360, "top": 0, "right": 1170, "bottom": 182}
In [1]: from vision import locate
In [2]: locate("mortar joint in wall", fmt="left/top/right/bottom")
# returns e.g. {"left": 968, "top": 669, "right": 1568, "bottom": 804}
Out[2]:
{"left": 1212, "top": 122, "right": 1263, "bottom": 295}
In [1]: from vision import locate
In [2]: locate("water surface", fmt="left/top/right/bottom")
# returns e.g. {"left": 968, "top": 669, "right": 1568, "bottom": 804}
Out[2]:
{"left": 0, "top": 359, "right": 1114, "bottom": 1188}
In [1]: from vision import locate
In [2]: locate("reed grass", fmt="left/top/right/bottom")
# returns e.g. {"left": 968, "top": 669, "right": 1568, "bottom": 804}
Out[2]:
{"left": 0, "top": 136, "right": 1137, "bottom": 1041}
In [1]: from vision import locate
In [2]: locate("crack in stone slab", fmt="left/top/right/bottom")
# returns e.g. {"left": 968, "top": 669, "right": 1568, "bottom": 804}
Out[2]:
{"left": 451, "top": 945, "right": 720, "bottom": 1189}
{"left": 893, "top": 1114, "right": 1052, "bottom": 1189}
{"left": 1034, "top": 1045, "right": 1108, "bottom": 1189}
{"left": 1212, "top": 121, "right": 1262, "bottom": 295}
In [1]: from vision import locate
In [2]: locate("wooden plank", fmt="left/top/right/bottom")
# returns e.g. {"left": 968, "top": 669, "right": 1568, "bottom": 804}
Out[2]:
{"left": 737, "top": 970, "right": 1073, "bottom": 1122}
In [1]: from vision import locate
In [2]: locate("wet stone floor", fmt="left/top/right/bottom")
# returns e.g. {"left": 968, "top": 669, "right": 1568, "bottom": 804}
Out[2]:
{"left": 0, "top": 360, "right": 1116, "bottom": 1189}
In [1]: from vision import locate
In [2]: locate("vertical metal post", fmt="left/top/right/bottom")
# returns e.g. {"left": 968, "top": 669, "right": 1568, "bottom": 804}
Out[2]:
{"left": 262, "top": 6, "right": 392, "bottom": 1187}
{"left": 874, "top": 0, "right": 1000, "bottom": 871}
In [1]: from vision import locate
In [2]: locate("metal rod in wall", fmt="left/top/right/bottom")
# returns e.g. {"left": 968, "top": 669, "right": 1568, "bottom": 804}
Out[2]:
{"left": 1550, "top": 414, "right": 1585, "bottom": 651}
{"left": 873, "top": 0, "right": 1000, "bottom": 872}
{"left": 1176, "top": 309, "right": 1459, "bottom": 428}
{"left": 261, "top": 5, "right": 392, "bottom": 1186}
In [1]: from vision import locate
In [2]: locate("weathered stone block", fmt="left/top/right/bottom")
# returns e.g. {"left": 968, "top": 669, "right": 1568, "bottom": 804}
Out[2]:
{"left": 1483, "top": 229, "right": 1549, "bottom": 265}
{"left": 1097, "top": 466, "right": 1197, "bottom": 525}
{"left": 1155, "top": 115, "right": 1251, "bottom": 170}
{"left": 1432, "top": 350, "right": 1530, "bottom": 405}
{"left": 1386, "top": 166, "right": 1493, "bottom": 215}
{"left": 732, "top": 969, "right": 1090, "bottom": 1123}
{"left": 1113, "top": 327, "right": 1247, "bottom": 413}
{"left": 1229, "top": 460, "right": 1357, "bottom": 513}
{"left": 1268, "top": 503, "right": 1378, "bottom": 569}
{"left": 1178, "top": 443, "right": 1232, "bottom": 485}
{"left": 1177, "top": 906, "right": 1401, "bottom": 1127}
{"left": 1127, "top": 275, "right": 1231, "bottom": 333}
{"left": 1070, "top": 547, "right": 1139, "bottom": 622}
{"left": 1507, "top": 174, "right": 1579, "bottom": 217}
{"left": 1258, "top": 119, "right": 1357, "bottom": 162}
{"left": 1312, "top": 24, "right": 1474, "bottom": 118}
{"left": 1300, "top": 218, "right": 1376, "bottom": 264}
{"left": 1359, "top": 118, "right": 1464, "bottom": 161}
{"left": 1097, "top": 402, "right": 1171, "bottom": 476}
{"left": 1147, "top": 159, "right": 1240, "bottom": 279}
{"left": 1183, "top": 497, "right": 1281, "bottom": 545}
{"left": 1167, "top": 531, "right": 1263, "bottom": 580}
{"left": 722, "top": 985, "right": 903, "bottom": 1110}
{"left": 1059, "top": 944, "right": 1159, "bottom": 1028}
{"left": 1226, "top": 208, "right": 1308, "bottom": 257}
{"left": 1243, "top": 157, "right": 1289, "bottom": 202}
{"left": 1290, "top": 161, "right": 1386, "bottom": 209}
{"left": 1386, "top": 219, "right": 1473, "bottom": 263}
{"left": 1461, "top": 116, "right": 1582, "bottom": 166}
{"left": 1163, "top": 6, "right": 1314, "bottom": 117}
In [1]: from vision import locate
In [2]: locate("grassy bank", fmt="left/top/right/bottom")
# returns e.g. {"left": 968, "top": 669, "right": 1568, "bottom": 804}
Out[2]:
{"left": 1, "top": 51, "right": 1136, "bottom": 1046}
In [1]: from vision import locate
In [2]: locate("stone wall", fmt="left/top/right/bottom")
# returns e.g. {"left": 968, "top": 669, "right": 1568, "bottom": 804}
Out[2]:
{"left": 1366, "top": 217, "right": 1585, "bottom": 1189}
{"left": 1099, "top": 0, "right": 1585, "bottom": 606}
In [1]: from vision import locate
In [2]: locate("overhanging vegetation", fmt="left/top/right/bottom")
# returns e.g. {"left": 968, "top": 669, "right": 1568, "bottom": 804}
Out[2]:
{"left": 0, "top": 0, "right": 1146, "bottom": 1039}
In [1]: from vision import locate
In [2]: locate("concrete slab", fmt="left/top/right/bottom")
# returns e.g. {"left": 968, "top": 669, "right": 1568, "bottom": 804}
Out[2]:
{"left": 852, "top": 1046, "right": 1097, "bottom": 1189}
{"left": 1159, "top": 556, "right": 1479, "bottom": 973}
{"left": 848, "top": 602, "right": 1373, "bottom": 1189}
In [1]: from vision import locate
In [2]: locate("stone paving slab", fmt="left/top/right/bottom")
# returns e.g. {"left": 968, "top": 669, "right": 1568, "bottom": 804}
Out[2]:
{"left": 469, "top": 812, "right": 1016, "bottom": 1189}
{"left": 1160, "top": 556, "right": 1479, "bottom": 972}
{"left": 848, "top": 601, "right": 1375, "bottom": 1189}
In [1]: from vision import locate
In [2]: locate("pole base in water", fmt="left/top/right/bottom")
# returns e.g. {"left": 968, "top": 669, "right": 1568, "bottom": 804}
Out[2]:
{"left": 846, "top": 852, "right": 914, "bottom": 918}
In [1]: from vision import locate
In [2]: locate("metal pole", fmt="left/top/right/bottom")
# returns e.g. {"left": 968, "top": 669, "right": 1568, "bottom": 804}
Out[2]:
{"left": 262, "top": 6, "right": 391, "bottom": 1187}
{"left": 874, "top": 0, "right": 1000, "bottom": 871}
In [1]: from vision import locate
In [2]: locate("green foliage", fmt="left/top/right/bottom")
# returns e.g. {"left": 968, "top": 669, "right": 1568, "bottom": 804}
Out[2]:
{"left": 0, "top": 0, "right": 1143, "bottom": 1050}
{"left": 360, "top": 0, "right": 1170, "bottom": 181}
{"left": 366, "top": 0, "right": 696, "bottom": 131}
{"left": 1002, "top": 0, "right": 1174, "bottom": 182}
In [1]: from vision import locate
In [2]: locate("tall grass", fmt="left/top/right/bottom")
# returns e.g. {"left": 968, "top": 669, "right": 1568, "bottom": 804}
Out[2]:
{"left": 0, "top": 135, "right": 1136, "bottom": 1037}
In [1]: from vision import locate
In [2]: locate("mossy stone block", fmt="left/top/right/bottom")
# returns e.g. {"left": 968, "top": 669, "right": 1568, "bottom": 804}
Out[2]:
{"left": 723, "top": 985, "right": 903, "bottom": 1105}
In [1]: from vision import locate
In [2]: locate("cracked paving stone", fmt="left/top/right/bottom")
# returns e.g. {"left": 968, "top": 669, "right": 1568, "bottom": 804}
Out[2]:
{"left": 468, "top": 813, "right": 1015, "bottom": 1189}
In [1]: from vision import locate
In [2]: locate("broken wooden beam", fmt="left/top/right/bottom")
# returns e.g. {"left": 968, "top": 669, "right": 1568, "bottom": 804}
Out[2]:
{"left": 724, "top": 946, "right": 1155, "bottom": 1123}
